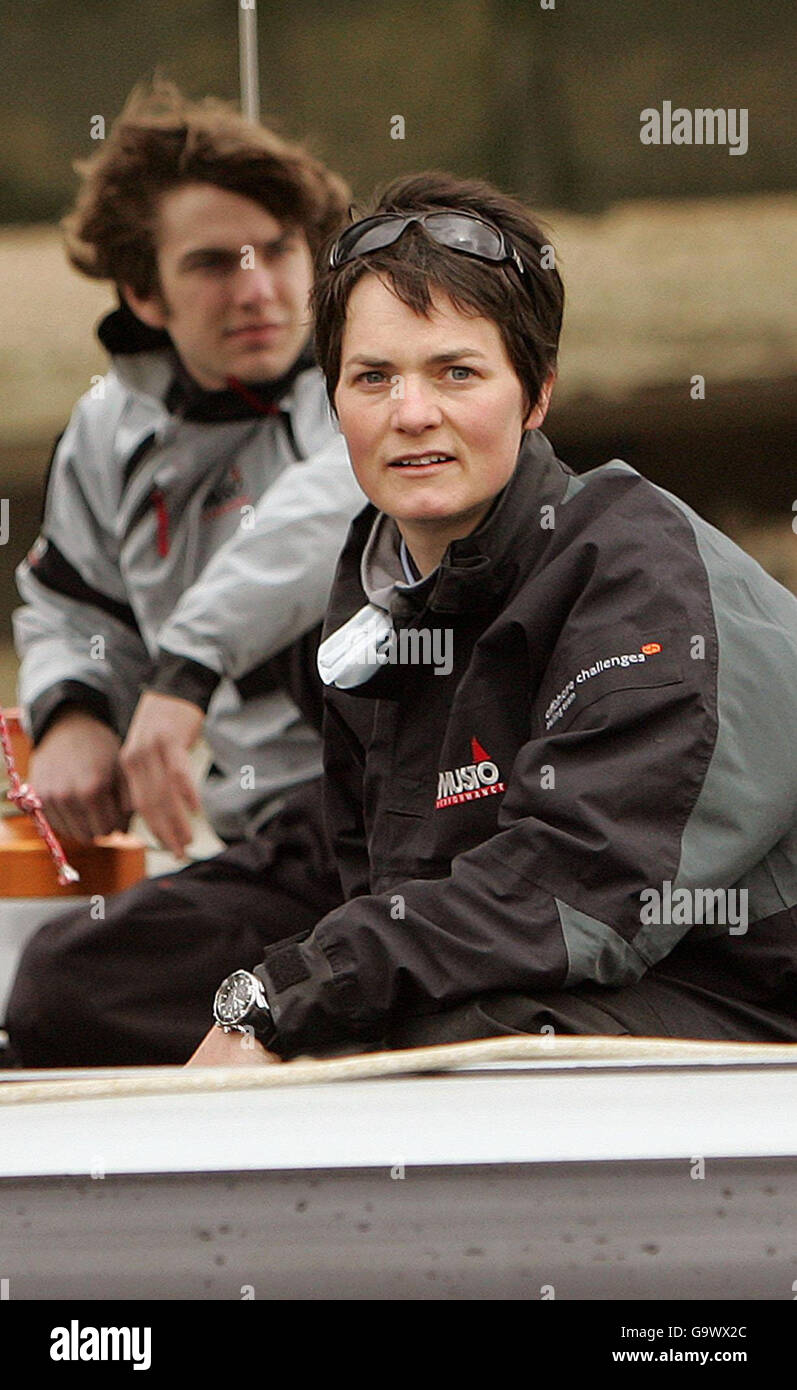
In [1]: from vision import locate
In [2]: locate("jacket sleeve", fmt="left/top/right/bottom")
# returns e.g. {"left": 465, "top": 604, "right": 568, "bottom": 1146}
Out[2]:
{"left": 254, "top": 521, "right": 786, "bottom": 1056}
{"left": 13, "top": 398, "right": 154, "bottom": 744}
{"left": 148, "top": 437, "right": 366, "bottom": 708}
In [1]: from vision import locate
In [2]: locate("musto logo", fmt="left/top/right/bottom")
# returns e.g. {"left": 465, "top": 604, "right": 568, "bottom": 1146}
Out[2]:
{"left": 437, "top": 737, "right": 506, "bottom": 809}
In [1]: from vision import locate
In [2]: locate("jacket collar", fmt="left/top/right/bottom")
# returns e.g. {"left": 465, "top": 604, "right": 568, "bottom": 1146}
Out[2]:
{"left": 360, "top": 511, "right": 430, "bottom": 610}
{"left": 320, "top": 430, "right": 572, "bottom": 698}
{"left": 325, "top": 430, "right": 572, "bottom": 632}
{"left": 388, "top": 429, "right": 572, "bottom": 617}
{"left": 97, "top": 297, "right": 315, "bottom": 423}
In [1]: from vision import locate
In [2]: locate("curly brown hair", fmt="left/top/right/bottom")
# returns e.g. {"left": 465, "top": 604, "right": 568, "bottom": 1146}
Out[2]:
{"left": 311, "top": 171, "right": 564, "bottom": 417}
{"left": 63, "top": 78, "right": 351, "bottom": 298}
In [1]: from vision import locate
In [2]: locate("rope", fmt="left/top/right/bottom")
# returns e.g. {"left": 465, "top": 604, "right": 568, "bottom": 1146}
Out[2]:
{"left": 2, "top": 1033, "right": 796, "bottom": 1107}
{"left": 0, "top": 706, "right": 80, "bottom": 886}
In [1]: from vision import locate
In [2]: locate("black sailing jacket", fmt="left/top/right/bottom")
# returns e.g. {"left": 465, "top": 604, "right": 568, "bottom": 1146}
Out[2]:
{"left": 255, "top": 431, "right": 797, "bottom": 1055}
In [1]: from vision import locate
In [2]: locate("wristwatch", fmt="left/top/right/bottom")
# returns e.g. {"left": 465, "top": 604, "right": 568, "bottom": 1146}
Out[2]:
{"left": 213, "top": 969, "right": 276, "bottom": 1046}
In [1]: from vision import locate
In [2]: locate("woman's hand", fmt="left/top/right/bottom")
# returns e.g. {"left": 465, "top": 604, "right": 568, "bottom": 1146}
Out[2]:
{"left": 186, "top": 1024, "right": 281, "bottom": 1067}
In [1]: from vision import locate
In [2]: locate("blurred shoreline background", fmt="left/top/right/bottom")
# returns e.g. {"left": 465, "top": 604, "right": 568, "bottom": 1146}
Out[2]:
{"left": 1, "top": 0, "right": 795, "bottom": 703}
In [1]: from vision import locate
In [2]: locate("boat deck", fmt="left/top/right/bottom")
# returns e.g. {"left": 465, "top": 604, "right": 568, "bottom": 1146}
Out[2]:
{"left": 1, "top": 1048, "right": 796, "bottom": 1299}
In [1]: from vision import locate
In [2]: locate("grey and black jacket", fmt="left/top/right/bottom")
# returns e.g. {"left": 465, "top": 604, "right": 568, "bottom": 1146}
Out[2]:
{"left": 254, "top": 429, "right": 797, "bottom": 1054}
{"left": 13, "top": 304, "right": 365, "bottom": 841}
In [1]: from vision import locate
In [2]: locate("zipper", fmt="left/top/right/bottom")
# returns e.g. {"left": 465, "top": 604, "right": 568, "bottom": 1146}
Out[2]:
{"left": 151, "top": 486, "right": 170, "bottom": 557}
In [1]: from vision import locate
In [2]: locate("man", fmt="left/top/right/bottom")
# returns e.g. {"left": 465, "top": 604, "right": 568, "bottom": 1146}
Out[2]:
{"left": 189, "top": 171, "right": 797, "bottom": 1068}
{"left": 7, "top": 82, "right": 364, "bottom": 1066}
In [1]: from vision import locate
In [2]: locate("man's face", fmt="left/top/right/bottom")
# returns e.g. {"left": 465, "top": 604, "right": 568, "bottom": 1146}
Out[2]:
{"left": 335, "top": 274, "right": 550, "bottom": 549}
{"left": 124, "top": 183, "right": 314, "bottom": 388}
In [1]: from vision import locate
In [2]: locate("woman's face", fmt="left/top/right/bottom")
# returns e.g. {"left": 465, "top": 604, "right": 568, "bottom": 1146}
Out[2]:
{"left": 334, "top": 273, "right": 551, "bottom": 557}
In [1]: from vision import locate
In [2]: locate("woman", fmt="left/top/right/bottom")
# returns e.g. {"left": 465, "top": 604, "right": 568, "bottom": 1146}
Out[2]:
{"left": 191, "top": 171, "right": 797, "bottom": 1065}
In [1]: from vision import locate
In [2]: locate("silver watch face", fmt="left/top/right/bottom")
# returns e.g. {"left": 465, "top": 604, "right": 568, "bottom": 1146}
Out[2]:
{"left": 214, "top": 970, "right": 260, "bottom": 1026}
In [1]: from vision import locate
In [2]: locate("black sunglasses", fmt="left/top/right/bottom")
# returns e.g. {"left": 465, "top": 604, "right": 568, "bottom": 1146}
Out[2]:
{"left": 329, "top": 209, "right": 529, "bottom": 288}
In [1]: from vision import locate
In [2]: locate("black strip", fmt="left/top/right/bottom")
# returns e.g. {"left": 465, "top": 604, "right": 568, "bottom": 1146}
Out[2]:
{"left": 29, "top": 538, "right": 141, "bottom": 635}
{"left": 27, "top": 681, "right": 116, "bottom": 746}
{"left": 234, "top": 625, "right": 325, "bottom": 733}
{"left": 97, "top": 299, "right": 171, "bottom": 355}
{"left": 147, "top": 652, "right": 221, "bottom": 713}
{"left": 124, "top": 487, "right": 159, "bottom": 541}
{"left": 164, "top": 345, "right": 316, "bottom": 424}
{"left": 233, "top": 659, "right": 279, "bottom": 703}
{"left": 279, "top": 410, "right": 301, "bottom": 461}
{"left": 263, "top": 946, "right": 311, "bottom": 993}
{"left": 255, "top": 937, "right": 312, "bottom": 995}
{"left": 121, "top": 431, "right": 158, "bottom": 494}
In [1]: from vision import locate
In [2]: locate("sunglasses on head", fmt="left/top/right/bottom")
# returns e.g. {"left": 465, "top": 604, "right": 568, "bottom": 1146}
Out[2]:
{"left": 328, "top": 209, "right": 529, "bottom": 290}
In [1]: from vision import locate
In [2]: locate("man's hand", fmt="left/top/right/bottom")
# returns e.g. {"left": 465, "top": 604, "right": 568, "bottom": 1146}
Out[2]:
{"left": 120, "top": 690, "right": 204, "bottom": 857}
{"left": 28, "top": 711, "right": 132, "bottom": 843}
{"left": 186, "top": 1025, "right": 281, "bottom": 1067}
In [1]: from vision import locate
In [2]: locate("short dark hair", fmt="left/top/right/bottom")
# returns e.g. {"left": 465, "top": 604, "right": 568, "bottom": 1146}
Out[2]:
{"left": 63, "top": 78, "right": 351, "bottom": 298}
{"left": 311, "top": 171, "right": 564, "bottom": 415}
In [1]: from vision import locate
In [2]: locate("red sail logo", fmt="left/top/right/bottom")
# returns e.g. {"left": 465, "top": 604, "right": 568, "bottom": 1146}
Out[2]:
{"left": 436, "top": 737, "right": 506, "bottom": 809}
